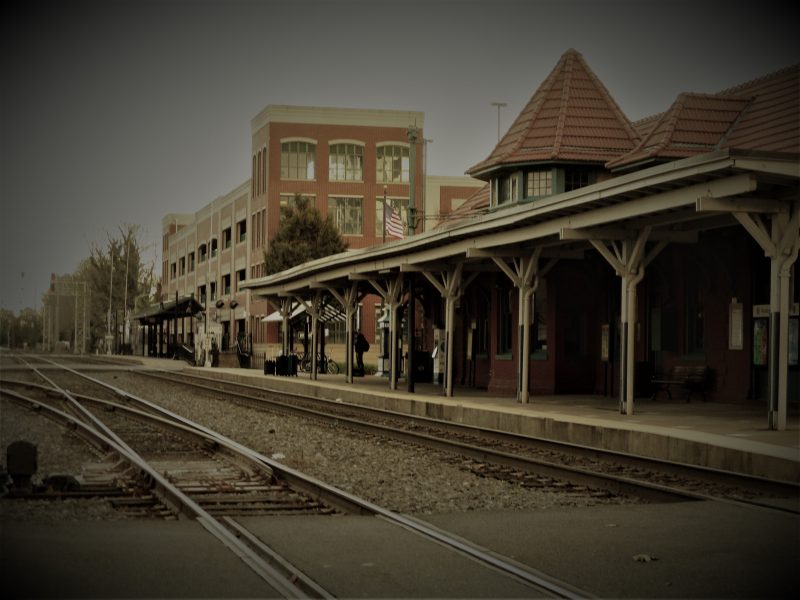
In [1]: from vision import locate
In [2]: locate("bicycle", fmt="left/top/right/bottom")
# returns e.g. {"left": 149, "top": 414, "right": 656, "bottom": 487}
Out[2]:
{"left": 297, "top": 351, "right": 339, "bottom": 374}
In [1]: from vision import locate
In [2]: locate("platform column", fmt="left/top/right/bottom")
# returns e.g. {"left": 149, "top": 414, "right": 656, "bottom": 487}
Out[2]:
{"left": 585, "top": 227, "right": 666, "bottom": 416}
{"left": 421, "top": 262, "right": 474, "bottom": 398}
{"left": 733, "top": 204, "right": 799, "bottom": 430}
{"left": 278, "top": 297, "right": 293, "bottom": 357}
{"left": 486, "top": 249, "right": 558, "bottom": 404}
{"left": 325, "top": 282, "right": 361, "bottom": 383}
{"left": 295, "top": 291, "right": 323, "bottom": 380}
{"left": 367, "top": 274, "right": 404, "bottom": 391}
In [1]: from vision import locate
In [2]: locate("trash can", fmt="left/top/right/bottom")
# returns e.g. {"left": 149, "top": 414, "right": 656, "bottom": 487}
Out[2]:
{"left": 276, "top": 355, "right": 287, "bottom": 376}
{"left": 264, "top": 359, "right": 276, "bottom": 375}
{"left": 286, "top": 354, "right": 297, "bottom": 376}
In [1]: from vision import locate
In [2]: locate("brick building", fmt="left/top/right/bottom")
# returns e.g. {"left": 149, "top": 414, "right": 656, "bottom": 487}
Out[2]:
{"left": 244, "top": 49, "right": 799, "bottom": 431}
{"left": 159, "top": 105, "right": 484, "bottom": 354}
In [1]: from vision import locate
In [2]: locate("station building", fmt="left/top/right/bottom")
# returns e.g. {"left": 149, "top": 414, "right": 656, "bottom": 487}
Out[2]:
{"left": 242, "top": 49, "right": 800, "bottom": 431}
{"left": 158, "top": 105, "right": 484, "bottom": 355}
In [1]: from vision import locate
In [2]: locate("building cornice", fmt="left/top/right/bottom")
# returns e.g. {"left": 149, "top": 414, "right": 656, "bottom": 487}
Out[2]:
{"left": 251, "top": 105, "right": 425, "bottom": 134}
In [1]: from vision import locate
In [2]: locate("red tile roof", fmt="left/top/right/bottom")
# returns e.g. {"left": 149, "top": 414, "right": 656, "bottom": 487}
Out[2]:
{"left": 718, "top": 64, "right": 800, "bottom": 154}
{"left": 606, "top": 93, "right": 752, "bottom": 169}
{"left": 467, "top": 49, "right": 640, "bottom": 177}
{"left": 434, "top": 184, "right": 489, "bottom": 230}
{"left": 608, "top": 64, "right": 799, "bottom": 169}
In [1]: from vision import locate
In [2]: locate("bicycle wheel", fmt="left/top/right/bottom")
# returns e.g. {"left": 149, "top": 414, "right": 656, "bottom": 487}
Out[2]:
{"left": 327, "top": 358, "right": 340, "bottom": 374}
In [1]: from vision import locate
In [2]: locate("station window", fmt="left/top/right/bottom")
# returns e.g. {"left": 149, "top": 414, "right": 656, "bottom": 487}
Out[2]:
{"left": 526, "top": 170, "right": 553, "bottom": 198}
{"left": 170, "top": 262, "right": 176, "bottom": 280}
{"left": 179, "top": 257, "right": 186, "bottom": 276}
{"left": 188, "top": 252, "right": 195, "bottom": 272}
{"left": 236, "top": 220, "right": 247, "bottom": 244}
{"left": 210, "top": 238, "right": 218, "bottom": 257}
{"left": 685, "top": 274, "right": 704, "bottom": 355}
{"left": 210, "top": 281, "right": 217, "bottom": 301}
{"left": 496, "top": 285, "right": 513, "bottom": 355}
{"left": 197, "top": 285, "right": 206, "bottom": 306}
{"left": 198, "top": 243, "right": 207, "bottom": 263}
{"left": 222, "top": 274, "right": 231, "bottom": 296}
{"left": 236, "top": 269, "right": 246, "bottom": 291}
{"left": 564, "top": 168, "right": 592, "bottom": 192}
{"left": 222, "top": 227, "right": 232, "bottom": 250}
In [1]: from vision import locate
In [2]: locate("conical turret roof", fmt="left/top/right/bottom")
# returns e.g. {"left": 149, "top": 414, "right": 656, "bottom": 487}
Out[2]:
{"left": 467, "top": 49, "right": 640, "bottom": 177}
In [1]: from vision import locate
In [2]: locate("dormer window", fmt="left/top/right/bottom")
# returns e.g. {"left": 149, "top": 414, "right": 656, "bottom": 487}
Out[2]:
{"left": 564, "top": 167, "right": 592, "bottom": 192}
{"left": 526, "top": 170, "right": 552, "bottom": 198}
{"left": 494, "top": 172, "right": 520, "bottom": 206}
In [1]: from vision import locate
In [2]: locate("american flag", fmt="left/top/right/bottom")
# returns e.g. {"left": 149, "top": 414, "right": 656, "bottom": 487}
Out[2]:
{"left": 384, "top": 201, "right": 404, "bottom": 239}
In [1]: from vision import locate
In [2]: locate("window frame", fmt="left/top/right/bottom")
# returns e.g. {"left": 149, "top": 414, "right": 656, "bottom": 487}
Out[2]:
{"left": 376, "top": 143, "right": 410, "bottom": 184}
{"left": 375, "top": 196, "right": 409, "bottom": 237}
{"left": 328, "top": 141, "right": 364, "bottom": 182}
{"left": 280, "top": 139, "right": 317, "bottom": 181}
{"left": 327, "top": 195, "right": 363, "bottom": 236}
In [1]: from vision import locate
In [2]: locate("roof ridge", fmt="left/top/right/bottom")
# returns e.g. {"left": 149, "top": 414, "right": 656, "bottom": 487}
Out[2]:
{"left": 714, "top": 63, "right": 800, "bottom": 96}
{"left": 550, "top": 51, "right": 574, "bottom": 158}
{"left": 498, "top": 51, "right": 572, "bottom": 164}
{"left": 467, "top": 49, "right": 640, "bottom": 176}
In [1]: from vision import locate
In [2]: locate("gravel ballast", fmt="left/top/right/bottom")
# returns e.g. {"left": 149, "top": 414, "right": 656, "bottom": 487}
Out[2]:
{"left": 2, "top": 369, "right": 641, "bottom": 520}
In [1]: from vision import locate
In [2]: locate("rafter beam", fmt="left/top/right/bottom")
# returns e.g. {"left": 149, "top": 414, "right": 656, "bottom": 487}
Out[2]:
{"left": 466, "top": 247, "right": 530, "bottom": 259}
{"left": 400, "top": 262, "right": 453, "bottom": 273}
{"left": 696, "top": 196, "right": 789, "bottom": 214}
{"left": 560, "top": 227, "right": 633, "bottom": 241}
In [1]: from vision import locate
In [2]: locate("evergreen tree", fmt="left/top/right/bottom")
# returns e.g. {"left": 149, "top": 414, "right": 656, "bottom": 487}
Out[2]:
{"left": 264, "top": 195, "right": 348, "bottom": 275}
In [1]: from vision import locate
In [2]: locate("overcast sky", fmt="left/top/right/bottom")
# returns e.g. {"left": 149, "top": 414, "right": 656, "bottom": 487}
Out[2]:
{"left": 1, "top": 0, "right": 797, "bottom": 312}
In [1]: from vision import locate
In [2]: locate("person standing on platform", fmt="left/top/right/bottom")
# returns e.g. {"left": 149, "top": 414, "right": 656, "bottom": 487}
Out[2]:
{"left": 354, "top": 331, "right": 369, "bottom": 376}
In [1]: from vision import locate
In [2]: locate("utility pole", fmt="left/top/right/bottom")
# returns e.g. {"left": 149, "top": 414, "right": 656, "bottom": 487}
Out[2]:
{"left": 107, "top": 248, "right": 114, "bottom": 354}
{"left": 407, "top": 125, "right": 418, "bottom": 236}
{"left": 491, "top": 102, "right": 507, "bottom": 141}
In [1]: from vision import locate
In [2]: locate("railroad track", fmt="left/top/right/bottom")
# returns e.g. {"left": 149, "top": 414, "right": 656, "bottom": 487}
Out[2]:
{"left": 1, "top": 356, "right": 592, "bottom": 598}
{"left": 134, "top": 367, "right": 800, "bottom": 515}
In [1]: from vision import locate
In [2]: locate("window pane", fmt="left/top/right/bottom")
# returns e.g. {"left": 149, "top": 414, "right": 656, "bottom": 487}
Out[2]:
{"left": 281, "top": 142, "right": 316, "bottom": 180}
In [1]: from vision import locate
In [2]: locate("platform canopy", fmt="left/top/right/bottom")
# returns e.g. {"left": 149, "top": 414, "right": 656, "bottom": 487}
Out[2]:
{"left": 132, "top": 295, "right": 205, "bottom": 325}
{"left": 262, "top": 300, "right": 346, "bottom": 323}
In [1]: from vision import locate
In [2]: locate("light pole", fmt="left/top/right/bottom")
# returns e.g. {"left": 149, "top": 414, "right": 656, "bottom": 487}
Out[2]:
{"left": 423, "top": 138, "right": 432, "bottom": 230}
{"left": 407, "top": 125, "right": 418, "bottom": 236}
{"left": 107, "top": 249, "right": 114, "bottom": 354}
{"left": 382, "top": 185, "right": 387, "bottom": 245}
{"left": 491, "top": 102, "right": 507, "bottom": 141}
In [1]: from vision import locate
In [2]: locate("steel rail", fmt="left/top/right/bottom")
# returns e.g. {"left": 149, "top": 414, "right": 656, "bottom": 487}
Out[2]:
{"left": 34, "top": 357, "right": 592, "bottom": 598}
{"left": 159, "top": 370, "right": 800, "bottom": 488}
{"left": 134, "top": 371, "right": 711, "bottom": 503}
{"left": 0, "top": 385, "right": 329, "bottom": 599}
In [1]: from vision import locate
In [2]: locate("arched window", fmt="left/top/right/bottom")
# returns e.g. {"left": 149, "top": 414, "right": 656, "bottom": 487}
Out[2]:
{"left": 281, "top": 140, "right": 316, "bottom": 180}
{"left": 329, "top": 141, "right": 364, "bottom": 181}
{"left": 376, "top": 144, "right": 409, "bottom": 183}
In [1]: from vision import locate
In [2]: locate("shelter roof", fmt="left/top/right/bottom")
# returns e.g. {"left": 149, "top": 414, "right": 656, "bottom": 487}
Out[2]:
{"left": 132, "top": 295, "right": 205, "bottom": 324}
{"left": 434, "top": 184, "right": 490, "bottom": 231}
{"left": 467, "top": 48, "right": 640, "bottom": 177}
{"left": 609, "top": 64, "right": 799, "bottom": 170}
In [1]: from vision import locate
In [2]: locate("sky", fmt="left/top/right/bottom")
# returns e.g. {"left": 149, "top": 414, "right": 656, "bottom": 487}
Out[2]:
{"left": 1, "top": 0, "right": 798, "bottom": 313}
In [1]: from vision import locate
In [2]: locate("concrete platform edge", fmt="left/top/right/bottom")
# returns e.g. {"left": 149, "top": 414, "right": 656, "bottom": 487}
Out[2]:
{"left": 183, "top": 368, "right": 800, "bottom": 483}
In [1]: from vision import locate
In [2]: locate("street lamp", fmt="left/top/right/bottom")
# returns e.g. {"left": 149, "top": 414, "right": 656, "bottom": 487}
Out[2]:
{"left": 230, "top": 299, "right": 238, "bottom": 347}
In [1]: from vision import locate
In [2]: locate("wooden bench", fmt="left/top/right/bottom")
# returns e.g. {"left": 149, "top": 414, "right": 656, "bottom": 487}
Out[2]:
{"left": 651, "top": 365, "right": 710, "bottom": 402}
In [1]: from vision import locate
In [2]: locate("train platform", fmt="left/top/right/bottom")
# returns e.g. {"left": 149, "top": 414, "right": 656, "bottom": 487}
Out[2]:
{"left": 113, "top": 356, "right": 800, "bottom": 482}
